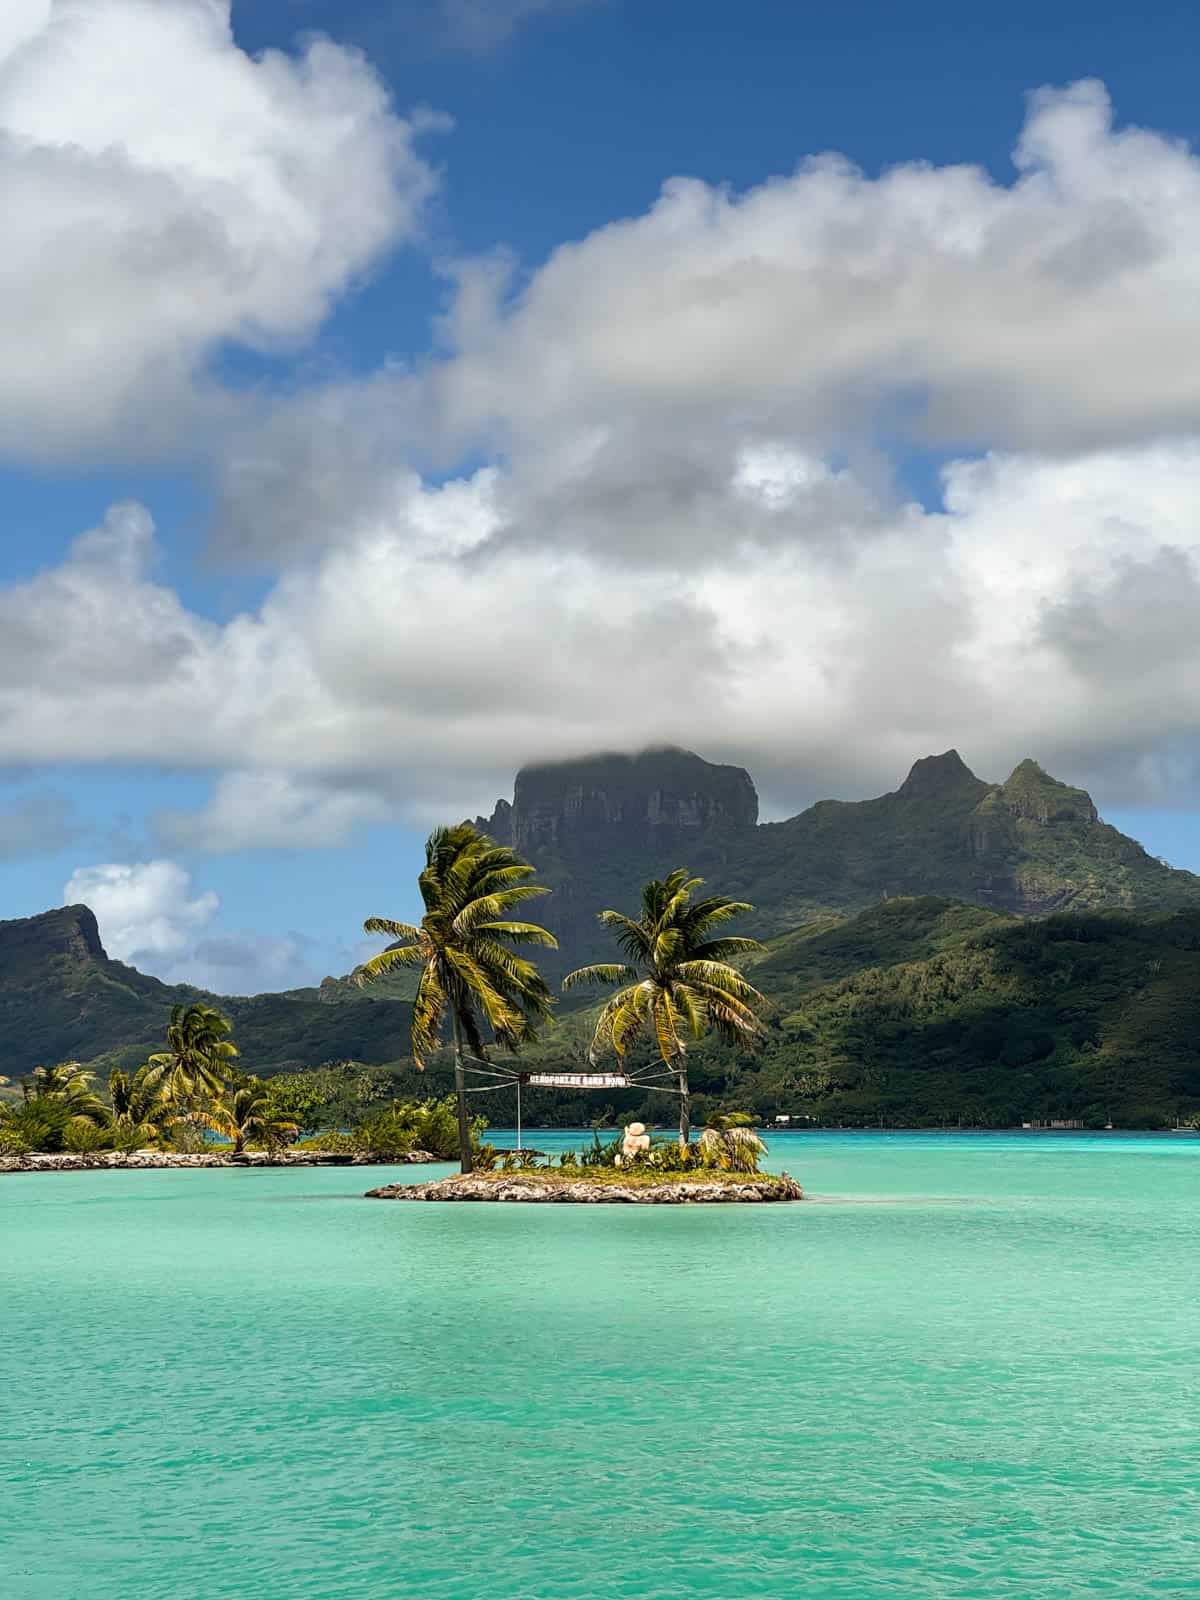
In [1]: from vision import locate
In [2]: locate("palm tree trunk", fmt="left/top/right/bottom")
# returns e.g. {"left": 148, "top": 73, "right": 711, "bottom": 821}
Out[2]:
{"left": 678, "top": 1058, "right": 690, "bottom": 1149}
{"left": 452, "top": 1012, "right": 474, "bottom": 1175}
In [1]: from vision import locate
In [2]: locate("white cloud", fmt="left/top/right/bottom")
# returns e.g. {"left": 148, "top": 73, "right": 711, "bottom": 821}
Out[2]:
{"left": 64, "top": 859, "right": 219, "bottom": 967}
{"left": 13, "top": 78, "right": 1200, "bottom": 838}
{"left": 0, "top": 0, "right": 440, "bottom": 460}
{"left": 16, "top": 428, "right": 1200, "bottom": 831}
{"left": 155, "top": 770, "right": 393, "bottom": 852}
{"left": 60, "top": 856, "right": 352, "bottom": 989}
{"left": 422, "top": 80, "right": 1200, "bottom": 458}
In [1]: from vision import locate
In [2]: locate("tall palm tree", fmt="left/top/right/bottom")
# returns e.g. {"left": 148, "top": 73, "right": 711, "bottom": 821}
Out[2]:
{"left": 356, "top": 822, "right": 557, "bottom": 1174}
{"left": 195, "top": 1077, "right": 298, "bottom": 1156}
{"left": 563, "top": 869, "right": 767, "bottom": 1146}
{"left": 149, "top": 1004, "right": 239, "bottom": 1106}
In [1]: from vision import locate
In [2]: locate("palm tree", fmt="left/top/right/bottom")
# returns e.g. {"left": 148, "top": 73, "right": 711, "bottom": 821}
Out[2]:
{"left": 149, "top": 1004, "right": 239, "bottom": 1106}
{"left": 22, "top": 1062, "right": 108, "bottom": 1122}
{"left": 563, "top": 869, "right": 767, "bottom": 1146}
{"left": 356, "top": 822, "right": 557, "bottom": 1174}
{"left": 3, "top": 1063, "right": 109, "bottom": 1152}
{"left": 195, "top": 1076, "right": 298, "bottom": 1156}
{"left": 698, "top": 1112, "right": 768, "bottom": 1173}
{"left": 108, "top": 1062, "right": 176, "bottom": 1148}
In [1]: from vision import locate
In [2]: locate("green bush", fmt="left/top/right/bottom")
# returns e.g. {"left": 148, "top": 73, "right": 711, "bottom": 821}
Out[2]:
{"left": 295, "top": 1130, "right": 359, "bottom": 1154}
{"left": 353, "top": 1096, "right": 486, "bottom": 1161}
{"left": 2, "top": 1096, "right": 72, "bottom": 1153}
{"left": 579, "top": 1129, "right": 622, "bottom": 1167}
{"left": 62, "top": 1120, "right": 118, "bottom": 1154}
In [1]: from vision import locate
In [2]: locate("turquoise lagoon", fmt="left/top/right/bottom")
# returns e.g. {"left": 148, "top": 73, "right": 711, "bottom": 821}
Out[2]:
{"left": 3, "top": 1132, "right": 1198, "bottom": 1599}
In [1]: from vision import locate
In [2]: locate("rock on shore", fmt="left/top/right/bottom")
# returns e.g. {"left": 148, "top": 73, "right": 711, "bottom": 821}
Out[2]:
{"left": 0, "top": 1149, "right": 439, "bottom": 1174}
{"left": 366, "top": 1172, "right": 803, "bottom": 1203}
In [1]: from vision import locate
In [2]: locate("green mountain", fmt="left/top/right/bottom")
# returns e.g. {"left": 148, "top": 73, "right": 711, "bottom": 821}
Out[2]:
{"left": 475, "top": 746, "right": 1200, "bottom": 979}
{"left": 490, "top": 896, "right": 1200, "bottom": 1130}
{"left": 0, "top": 905, "right": 414, "bottom": 1076}
{"left": 5, "top": 746, "right": 1200, "bottom": 1127}
{"left": 687, "top": 897, "right": 1200, "bottom": 1129}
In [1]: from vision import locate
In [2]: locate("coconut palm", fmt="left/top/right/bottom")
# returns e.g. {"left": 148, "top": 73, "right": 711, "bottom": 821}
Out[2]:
{"left": 149, "top": 1004, "right": 239, "bottom": 1106}
{"left": 2, "top": 1063, "right": 109, "bottom": 1152}
{"left": 195, "top": 1076, "right": 298, "bottom": 1156}
{"left": 698, "top": 1112, "right": 768, "bottom": 1174}
{"left": 108, "top": 1062, "right": 176, "bottom": 1148}
{"left": 357, "top": 822, "right": 557, "bottom": 1174}
{"left": 563, "top": 870, "right": 767, "bottom": 1147}
{"left": 22, "top": 1062, "right": 108, "bottom": 1121}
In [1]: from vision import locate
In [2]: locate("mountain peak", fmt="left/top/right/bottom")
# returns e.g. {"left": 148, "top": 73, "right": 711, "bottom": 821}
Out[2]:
{"left": 897, "top": 749, "right": 983, "bottom": 800}
{"left": 487, "top": 746, "right": 759, "bottom": 855}
{"left": 1000, "top": 759, "right": 1098, "bottom": 824}
{"left": 0, "top": 903, "right": 107, "bottom": 968}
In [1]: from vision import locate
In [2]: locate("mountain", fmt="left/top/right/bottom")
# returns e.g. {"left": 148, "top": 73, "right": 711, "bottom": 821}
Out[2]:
{"left": 6, "top": 744, "right": 1200, "bottom": 1126}
{"left": 454, "top": 895, "right": 1200, "bottom": 1128}
{"left": 686, "top": 897, "right": 1200, "bottom": 1129}
{"left": 473, "top": 746, "right": 760, "bottom": 980}
{"left": 0, "top": 905, "right": 414, "bottom": 1076}
{"left": 4, "top": 895, "right": 1200, "bottom": 1128}
{"left": 472, "top": 746, "right": 1200, "bottom": 978}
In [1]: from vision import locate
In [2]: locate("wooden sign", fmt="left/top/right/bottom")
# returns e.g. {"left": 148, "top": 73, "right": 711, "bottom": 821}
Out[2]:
{"left": 524, "top": 1072, "right": 631, "bottom": 1090}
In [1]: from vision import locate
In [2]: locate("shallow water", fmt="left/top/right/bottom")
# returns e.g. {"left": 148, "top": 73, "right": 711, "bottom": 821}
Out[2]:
{"left": 3, "top": 1132, "right": 1198, "bottom": 1599}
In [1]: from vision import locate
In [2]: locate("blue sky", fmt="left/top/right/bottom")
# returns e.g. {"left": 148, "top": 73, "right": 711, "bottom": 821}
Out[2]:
{"left": 3, "top": 0, "right": 1200, "bottom": 991}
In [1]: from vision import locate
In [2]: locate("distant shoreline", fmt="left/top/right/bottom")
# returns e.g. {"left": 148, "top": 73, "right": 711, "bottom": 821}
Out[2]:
{"left": 0, "top": 1150, "right": 439, "bottom": 1175}
{"left": 502, "top": 1124, "right": 1200, "bottom": 1137}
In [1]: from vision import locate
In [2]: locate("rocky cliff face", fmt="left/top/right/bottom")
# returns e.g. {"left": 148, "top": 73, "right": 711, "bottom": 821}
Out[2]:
{"left": 476, "top": 746, "right": 758, "bottom": 855}
{"left": 465, "top": 745, "right": 1200, "bottom": 978}
{"left": 0, "top": 904, "right": 107, "bottom": 975}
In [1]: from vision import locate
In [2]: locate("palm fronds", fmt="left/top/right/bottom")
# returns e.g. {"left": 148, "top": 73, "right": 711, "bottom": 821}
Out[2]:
{"left": 563, "top": 869, "right": 767, "bottom": 1145}
{"left": 359, "top": 821, "right": 557, "bottom": 1172}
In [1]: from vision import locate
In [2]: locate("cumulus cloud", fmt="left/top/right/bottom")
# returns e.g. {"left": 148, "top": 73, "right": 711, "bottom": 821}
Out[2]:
{"left": 15, "top": 428, "right": 1200, "bottom": 833}
{"left": 64, "top": 859, "right": 219, "bottom": 967}
{"left": 0, "top": 0, "right": 440, "bottom": 460}
{"left": 418, "top": 80, "right": 1200, "bottom": 458}
{"left": 13, "top": 78, "right": 1200, "bottom": 837}
{"left": 61, "top": 856, "right": 351, "bottom": 989}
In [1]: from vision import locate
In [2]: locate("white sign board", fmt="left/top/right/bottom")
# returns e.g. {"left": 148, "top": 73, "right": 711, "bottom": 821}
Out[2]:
{"left": 525, "top": 1072, "right": 631, "bottom": 1090}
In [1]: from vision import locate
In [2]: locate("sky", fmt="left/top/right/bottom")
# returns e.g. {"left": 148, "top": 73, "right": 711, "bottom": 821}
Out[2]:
{"left": 5, "top": 0, "right": 1200, "bottom": 991}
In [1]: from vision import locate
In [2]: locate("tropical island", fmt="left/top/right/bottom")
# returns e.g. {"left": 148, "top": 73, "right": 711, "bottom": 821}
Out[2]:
{"left": 4, "top": 746, "right": 1200, "bottom": 1141}
{"left": 1, "top": 816, "right": 804, "bottom": 1201}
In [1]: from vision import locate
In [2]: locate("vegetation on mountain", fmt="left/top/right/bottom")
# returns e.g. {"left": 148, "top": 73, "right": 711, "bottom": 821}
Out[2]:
{"left": 357, "top": 822, "right": 557, "bottom": 1172}
{"left": 0, "top": 905, "right": 416, "bottom": 1076}
{"left": 475, "top": 747, "right": 1200, "bottom": 980}
{"left": 679, "top": 900, "right": 1200, "bottom": 1128}
{"left": 563, "top": 869, "right": 766, "bottom": 1145}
